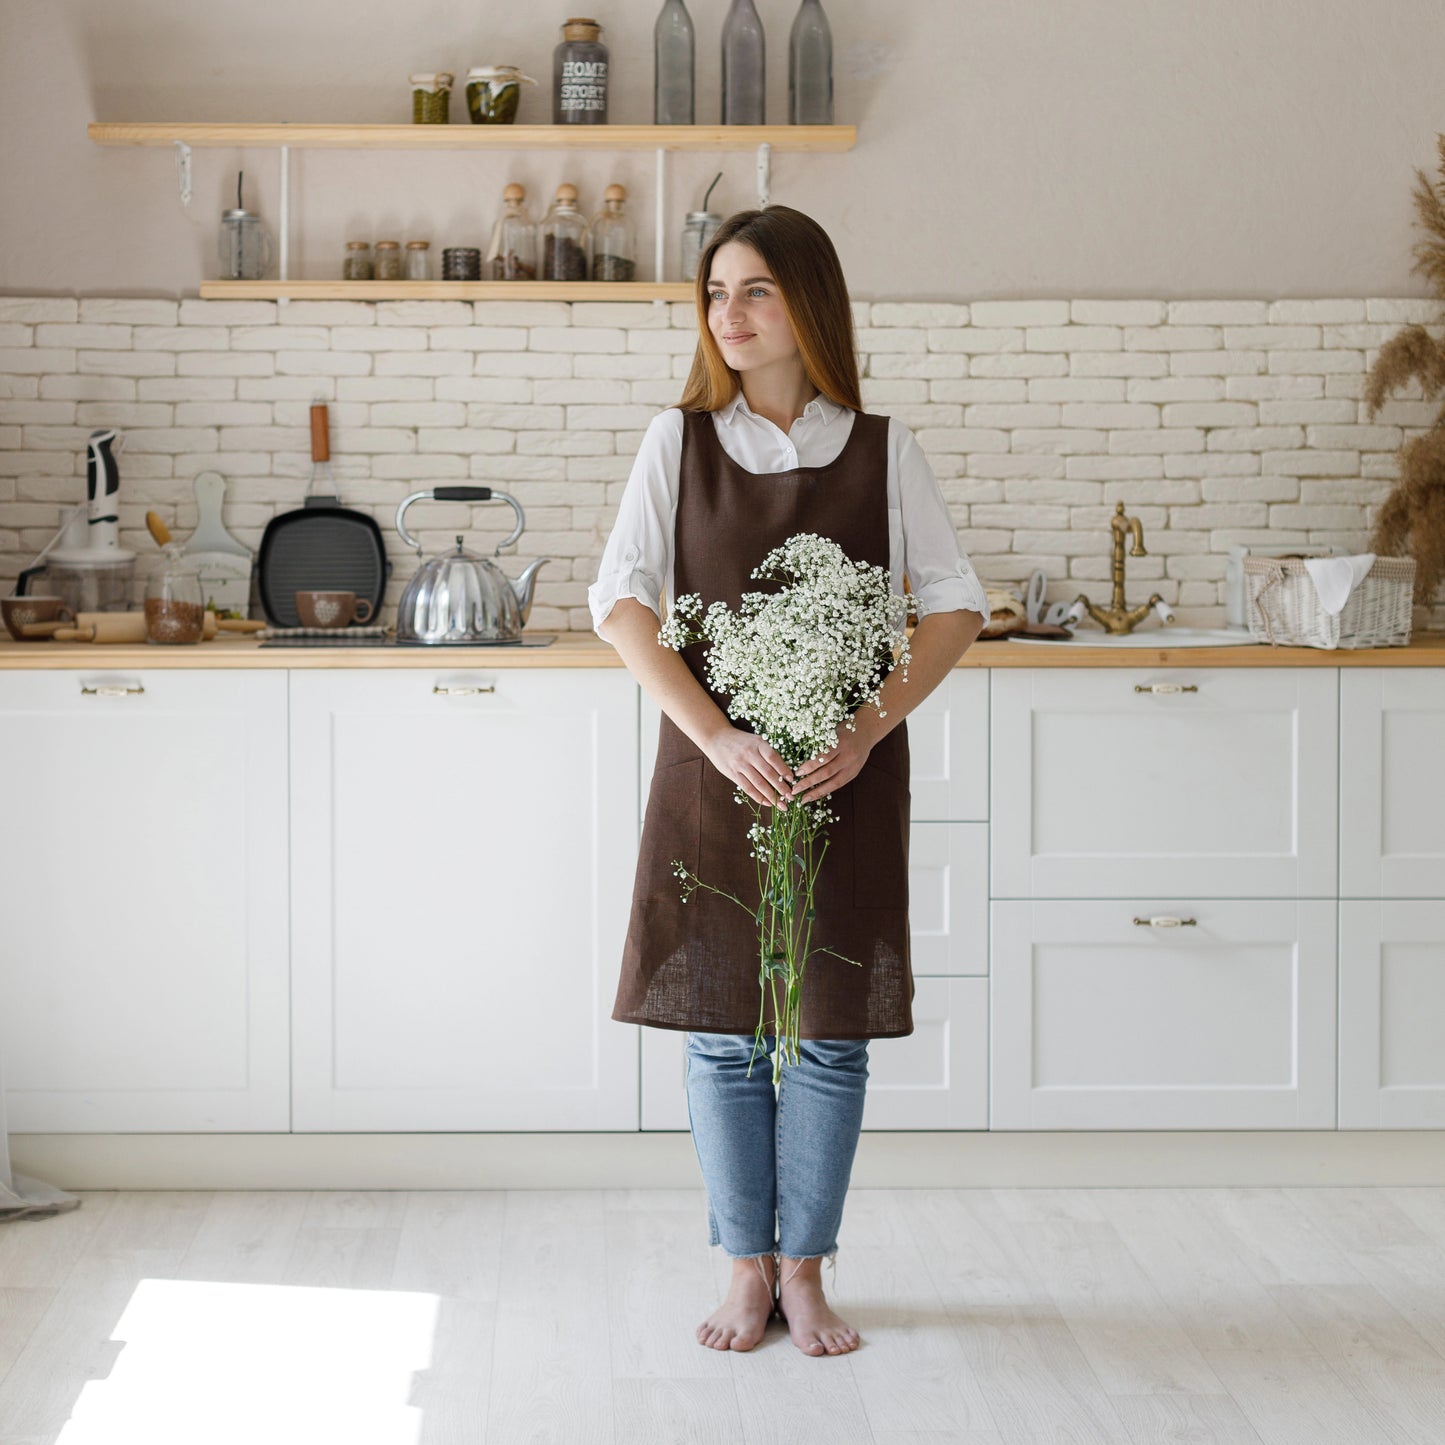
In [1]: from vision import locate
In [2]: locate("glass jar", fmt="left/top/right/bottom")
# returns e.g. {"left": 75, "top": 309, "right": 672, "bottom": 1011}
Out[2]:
{"left": 788, "top": 0, "right": 832, "bottom": 124}
{"left": 217, "top": 208, "right": 273, "bottom": 280}
{"left": 591, "top": 184, "right": 636, "bottom": 281}
{"left": 375, "top": 240, "right": 403, "bottom": 281}
{"left": 405, "top": 240, "right": 432, "bottom": 281}
{"left": 681, "top": 209, "right": 721, "bottom": 281}
{"left": 484, "top": 183, "right": 538, "bottom": 279}
{"left": 410, "top": 72, "right": 454, "bottom": 124}
{"left": 553, "top": 17, "right": 609, "bottom": 124}
{"left": 654, "top": 0, "right": 695, "bottom": 125}
{"left": 540, "top": 183, "right": 590, "bottom": 281}
{"left": 145, "top": 545, "right": 205, "bottom": 645}
{"left": 721, "top": 0, "right": 765, "bottom": 124}
{"left": 342, "top": 241, "right": 373, "bottom": 280}
{"left": 441, "top": 247, "right": 482, "bottom": 280}
{"left": 465, "top": 65, "right": 536, "bottom": 124}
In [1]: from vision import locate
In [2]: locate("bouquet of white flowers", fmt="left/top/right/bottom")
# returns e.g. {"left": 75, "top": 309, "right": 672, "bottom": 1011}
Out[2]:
{"left": 658, "top": 532, "right": 917, "bottom": 1081}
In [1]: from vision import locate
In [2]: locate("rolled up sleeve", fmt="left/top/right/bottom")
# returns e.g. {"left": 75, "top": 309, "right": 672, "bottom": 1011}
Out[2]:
{"left": 893, "top": 419, "right": 991, "bottom": 625}
{"left": 588, "top": 409, "right": 682, "bottom": 634}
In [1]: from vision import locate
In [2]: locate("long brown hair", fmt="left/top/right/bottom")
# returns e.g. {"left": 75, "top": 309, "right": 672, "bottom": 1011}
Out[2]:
{"left": 677, "top": 206, "right": 862, "bottom": 414}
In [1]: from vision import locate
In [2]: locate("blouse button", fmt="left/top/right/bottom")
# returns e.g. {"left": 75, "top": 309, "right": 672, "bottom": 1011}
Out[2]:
{"left": 623, "top": 546, "right": 639, "bottom": 563}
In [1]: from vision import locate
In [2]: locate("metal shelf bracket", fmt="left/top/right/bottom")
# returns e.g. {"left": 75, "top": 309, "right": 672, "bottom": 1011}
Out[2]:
{"left": 756, "top": 141, "right": 772, "bottom": 209}
{"left": 173, "top": 141, "right": 192, "bottom": 207}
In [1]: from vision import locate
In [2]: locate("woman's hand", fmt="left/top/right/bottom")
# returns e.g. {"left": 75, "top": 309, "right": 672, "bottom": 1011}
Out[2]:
{"left": 789, "top": 719, "right": 874, "bottom": 805}
{"left": 703, "top": 726, "right": 796, "bottom": 809}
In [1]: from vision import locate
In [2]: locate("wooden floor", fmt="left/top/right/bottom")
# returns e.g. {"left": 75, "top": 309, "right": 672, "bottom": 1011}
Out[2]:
{"left": 3, "top": 1186, "right": 1445, "bottom": 1444}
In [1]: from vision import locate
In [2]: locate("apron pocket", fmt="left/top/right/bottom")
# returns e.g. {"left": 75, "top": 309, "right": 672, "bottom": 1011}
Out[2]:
{"left": 639, "top": 756, "right": 703, "bottom": 900}
{"left": 852, "top": 764, "right": 911, "bottom": 910}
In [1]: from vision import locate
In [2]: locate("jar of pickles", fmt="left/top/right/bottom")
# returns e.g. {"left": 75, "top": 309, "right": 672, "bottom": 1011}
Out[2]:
{"left": 342, "top": 240, "right": 374, "bottom": 280}
{"left": 465, "top": 65, "right": 536, "bottom": 124}
{"left": 410, "top": 72, "right": 454, "bottom": 124}
{"left": 375, "top": 240, "right": 403, "bottom": 281}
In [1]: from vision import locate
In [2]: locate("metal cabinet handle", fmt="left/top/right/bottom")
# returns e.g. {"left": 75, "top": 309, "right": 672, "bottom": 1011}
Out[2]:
{"left": 80, "top": 684, "right": 146, "bottom": 697}
{"left": 1133, "top": 916, "right": 1198, "bottom": 928}
{"left": 1134, "top": 683, "right": 1198, "bottom": 695}
{"left": 432, "top": 684, "right": 496, "bottom": 696}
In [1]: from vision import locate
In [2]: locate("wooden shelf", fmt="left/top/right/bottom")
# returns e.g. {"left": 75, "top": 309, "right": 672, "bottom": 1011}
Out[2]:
{"left": 88, "top": 122, "right": 855, "bottom": 153}
{"left": 198, "top": 280, "right": 694, "bottom": 300}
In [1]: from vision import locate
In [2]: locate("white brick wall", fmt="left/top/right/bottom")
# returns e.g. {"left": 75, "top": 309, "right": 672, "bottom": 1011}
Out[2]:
{"left": 1, "top": 295, "right": 1441, "bottom": 632}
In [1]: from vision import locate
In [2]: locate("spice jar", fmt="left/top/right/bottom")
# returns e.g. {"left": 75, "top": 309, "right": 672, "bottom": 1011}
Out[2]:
{"left": 405, "top": 240, "right": 432, "bottom": 281}
{"left": 375, "top": 240, "right": 403, "bottom": 281}
{"left": 410, "top": 72, "right": 454, "bottom": 124}
{"left": 342, "top": 241, "right": 373, "bottom": 280}
{"left": 681, "top": 209, "right": 721, "bottom": 281}
{"left": 465, "top": 65, "right": 536, "bottom": 124}
{"left": 553, "top": 17, "right": 609, "bottom": 123}
{"left": 540, "top": 183, "right": 590, "bottom": 281}
{"left": 484, "top": 183, "right": 538, "bottom": 280}
{"left": 145, "top": 544, "right": 205, "bottom": 645}
{"left": 591, "top": 183, "right": 636, "bottom": 281}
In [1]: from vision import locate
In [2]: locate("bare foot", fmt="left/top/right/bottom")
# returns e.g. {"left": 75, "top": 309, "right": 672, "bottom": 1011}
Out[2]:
{"left": 777, "top": 1256, "right": 860, "bottom": 1356}
{"left": 697, "top": 1253, "right": 776, "bottom": 1352}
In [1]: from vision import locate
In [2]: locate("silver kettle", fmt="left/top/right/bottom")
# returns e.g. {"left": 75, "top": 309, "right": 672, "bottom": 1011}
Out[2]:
{"left": 394, "top": 486, "right": 550, "bottom": 644}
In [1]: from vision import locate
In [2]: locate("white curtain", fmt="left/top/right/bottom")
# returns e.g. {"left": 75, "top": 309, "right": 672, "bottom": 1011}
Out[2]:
{"left": 0, "top": 1041, "right": 79, "bottom": 1221}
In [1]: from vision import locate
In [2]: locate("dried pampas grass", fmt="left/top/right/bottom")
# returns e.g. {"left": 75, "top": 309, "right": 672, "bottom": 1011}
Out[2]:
{"left": 1365, "top": 133, "right": 1445, "bottom": 605}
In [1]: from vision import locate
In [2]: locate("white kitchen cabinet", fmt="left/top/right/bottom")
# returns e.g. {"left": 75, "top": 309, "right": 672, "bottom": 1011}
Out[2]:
{"left": 990, "top": 668, "right": 1338, "bottom": 899}
{"left": 1340, "top": 670, "right": 1445, "bottom": 898}
{"left": 0, "top": 668, "right": 289, "bottom": 1131}
{"left": 639, "top": 977, "right": 988, "bottom": 1131}
{"left": 639, "top": 668, "right": 988, "bottom": 824}
{"left": 288, "top": 667, "right": 638, "bottom": 1130}
{"left": 1339, "top": 901, "right": 1445, "bottom": 1127}
{"left": 991, "top": 898, "right": 1337, "bottom": 1129}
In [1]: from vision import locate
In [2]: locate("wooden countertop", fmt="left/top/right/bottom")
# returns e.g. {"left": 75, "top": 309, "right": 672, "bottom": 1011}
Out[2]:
{"left": 3, "top": 631, "right": 1444, "bottom": 669}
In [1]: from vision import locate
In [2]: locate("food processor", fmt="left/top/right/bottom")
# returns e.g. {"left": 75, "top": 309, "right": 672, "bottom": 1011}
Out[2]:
{"left": 15, "top": 429, "right": 137, "bottom": 613}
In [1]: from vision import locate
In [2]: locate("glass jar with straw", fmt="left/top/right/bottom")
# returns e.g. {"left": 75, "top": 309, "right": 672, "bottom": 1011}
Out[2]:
{"left": 681, "top": 171, "right": 722, "bottom": 282}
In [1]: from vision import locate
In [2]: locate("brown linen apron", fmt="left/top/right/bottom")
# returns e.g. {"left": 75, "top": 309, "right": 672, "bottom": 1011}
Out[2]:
{"left": 612, "top": 407, "right": 913, "bottom": 1041}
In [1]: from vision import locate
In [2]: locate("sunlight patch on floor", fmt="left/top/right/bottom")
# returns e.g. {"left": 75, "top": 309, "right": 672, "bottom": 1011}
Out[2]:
{"left": 55, "top": 1279, "right": 439, "bottom": 1445}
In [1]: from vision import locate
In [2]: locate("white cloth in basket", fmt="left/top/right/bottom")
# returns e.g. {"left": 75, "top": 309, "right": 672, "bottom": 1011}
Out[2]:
{"left": 1303, "top": 553, "right": 1375, "bottom": 615}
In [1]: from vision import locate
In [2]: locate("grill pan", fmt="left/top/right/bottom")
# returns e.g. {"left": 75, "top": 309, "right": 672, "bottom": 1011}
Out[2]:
{"left": 256, "top": 404, "right": 390, "bottom": 627}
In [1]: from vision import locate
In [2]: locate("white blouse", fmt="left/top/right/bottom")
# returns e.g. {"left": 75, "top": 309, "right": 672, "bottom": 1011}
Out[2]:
{"left": 588, "top": 392, "right": 990, "bottom": 633}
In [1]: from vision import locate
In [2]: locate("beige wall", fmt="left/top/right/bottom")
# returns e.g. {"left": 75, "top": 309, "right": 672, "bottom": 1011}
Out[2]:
{"left": 1, "top": 0, "right": 1443, "bottom": 300}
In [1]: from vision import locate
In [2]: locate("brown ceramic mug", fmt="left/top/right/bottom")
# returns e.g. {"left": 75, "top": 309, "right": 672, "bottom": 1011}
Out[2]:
{"left": 294, "top": 590, "right": 374, "bottom": 628}
{"left": 3, "top": 595, "right": 75, "bottom": 641}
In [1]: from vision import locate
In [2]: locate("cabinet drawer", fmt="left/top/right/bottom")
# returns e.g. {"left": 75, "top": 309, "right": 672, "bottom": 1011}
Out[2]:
{"left": 1341, "top": 671, "right": 1445, "bottom": 898}
{"left": 639, "top": 977, "right": 987, "bottom": 1131}
{"left": 991, "top": 668, "right": 1338, "bottom": 898}
{"left": 640, "top": 668, "right": 987, "bottom": 823}
{"left": 991, "top": 899, "right": 1337, "bottom": 1129}
{"left": 1340, "top": 901, "right": 1445, "bottom": 1127}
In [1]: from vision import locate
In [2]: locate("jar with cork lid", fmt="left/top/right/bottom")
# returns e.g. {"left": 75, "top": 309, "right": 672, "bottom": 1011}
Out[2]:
{"left": 591, "top": 184, "right": 635, "bottom": 281}
{"left": 342, "top": 240, "right": 373, "bottom": 280}
{"left": 374, "top": 240, "right": 403, "bottom": 281}
{"left": 485, "top": 183, "right": 538, "bottom": 279}
{"left": 540, "top": 183, "right": 590, "bottom": 280}
{"left": 554, "top": 17, "right": 609, "bottom": 123}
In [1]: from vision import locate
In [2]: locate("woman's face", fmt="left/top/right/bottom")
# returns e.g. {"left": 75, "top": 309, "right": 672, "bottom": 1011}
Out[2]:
{"left": 705, "top": 241, "right": 800, "bottom": 381}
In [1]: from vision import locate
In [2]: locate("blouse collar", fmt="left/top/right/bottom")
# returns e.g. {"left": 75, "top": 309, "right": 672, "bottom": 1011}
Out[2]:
{"left": 718, "top": 391, "right": 845, "bottom": 427}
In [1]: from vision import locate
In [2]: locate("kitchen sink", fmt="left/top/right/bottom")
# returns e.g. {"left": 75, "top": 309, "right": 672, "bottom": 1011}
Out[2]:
{"left": 1010, "top": 627, "right": 1258, "bottom": 648}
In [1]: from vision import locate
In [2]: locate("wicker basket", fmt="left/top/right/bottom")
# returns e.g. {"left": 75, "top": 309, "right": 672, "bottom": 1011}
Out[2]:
{"left": 1243, "top": 554, "right": 1416, "bottom": 649}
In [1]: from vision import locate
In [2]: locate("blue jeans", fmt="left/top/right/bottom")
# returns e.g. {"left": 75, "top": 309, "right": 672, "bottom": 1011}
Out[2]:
{"left": 683, "top": 1031, "right": 869, "bottom": 1263}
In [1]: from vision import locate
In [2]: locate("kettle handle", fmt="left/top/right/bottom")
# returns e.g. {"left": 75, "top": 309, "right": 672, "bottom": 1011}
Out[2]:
{"left": 394, "top": 486, "right": 526, "bottom": 555}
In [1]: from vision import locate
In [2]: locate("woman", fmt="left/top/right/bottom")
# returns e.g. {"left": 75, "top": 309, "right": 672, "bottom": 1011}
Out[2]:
{"left": 589, "top": 207, "right": 988, "bottom": 1356}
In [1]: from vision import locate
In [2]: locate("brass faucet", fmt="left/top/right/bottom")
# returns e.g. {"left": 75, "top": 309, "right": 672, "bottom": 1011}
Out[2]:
{"left": 1071, "top": 501, "right": 1166, "bottom": 634}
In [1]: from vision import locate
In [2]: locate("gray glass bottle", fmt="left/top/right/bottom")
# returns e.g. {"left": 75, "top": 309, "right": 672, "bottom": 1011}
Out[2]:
{"left": 654, "top": 0, "right": 695, "bottom": 125}
{"left": 788, "top": 0, "right": 833, "bottom": 124}
{"left": 721, "top": 0, "right": 765, "bottom": 125}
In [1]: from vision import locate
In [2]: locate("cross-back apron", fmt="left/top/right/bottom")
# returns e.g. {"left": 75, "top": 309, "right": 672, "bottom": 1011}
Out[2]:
{"left": 612, "top": 407, "right": 913, "bottom": 1041}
